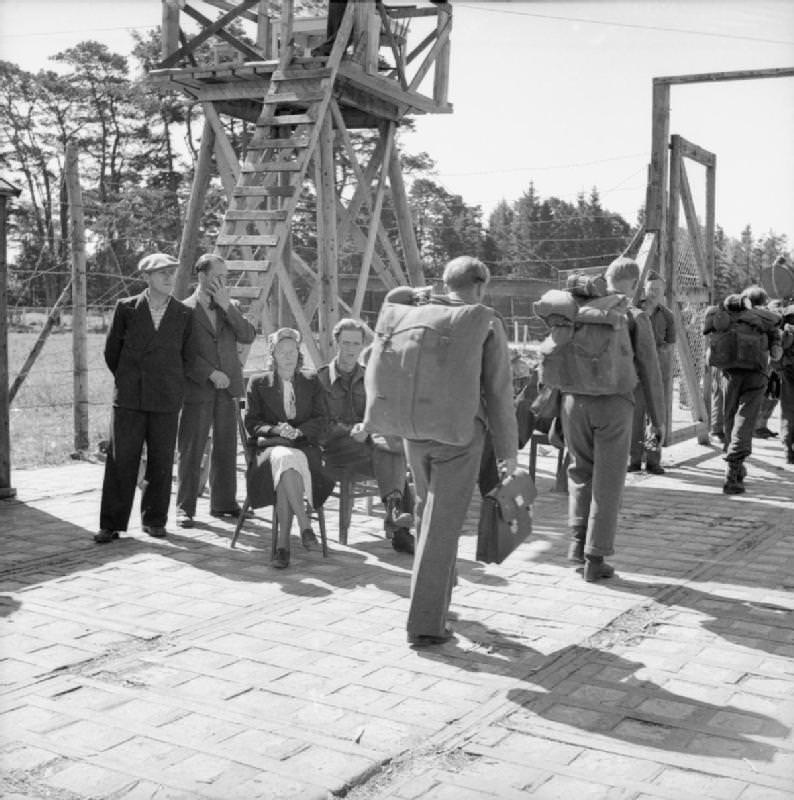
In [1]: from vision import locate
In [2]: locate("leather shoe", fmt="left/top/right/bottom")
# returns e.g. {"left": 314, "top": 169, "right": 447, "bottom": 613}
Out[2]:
{"left": 94, "top": 529, "right": 119, "bottom": 544}
{"left": 142, "top": 525, "right": 167, "bottom": 538}
{"left": 271, "top": 547, "right": 290, "bottom": 569}
{"left": 753, "top": 427, "right": 778, "bottom": 439}
{"left": 645, "top": 464, "right": 665, "bottom": 475}
{"left": 583, "top": 557, "right": 615, "bottom": 582}
{"left": 392, "top": 528, "right": 415, "bottom": 555}
{"left": 627, "top": 463, "right": 642, "bottom": 472}
{"left": 407, "top": 625, "right": 454, "bottom": 647}
{"left": 567, "top": 540, "right": 584, "bottom": 563}
{"left": 210, "top": 506, "right": 247, "bottom": 519}
{"left": 300, "top": 528, "right": 318, "bottom": 550}
{"left": 176, "top": 510, "right": 194, "bottom": 528}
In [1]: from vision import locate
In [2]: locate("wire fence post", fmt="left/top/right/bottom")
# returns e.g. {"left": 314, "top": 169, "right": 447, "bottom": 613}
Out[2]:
{"left": 66, "top": 142, "right": 89, "bottom": 453}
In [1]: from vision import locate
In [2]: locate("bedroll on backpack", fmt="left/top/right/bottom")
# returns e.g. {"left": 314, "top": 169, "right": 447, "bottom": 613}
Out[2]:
{"left": 363, "top": 299, "right": 494, "bottom": 445}
{"left": 536, "top": 293, "right": 638, "bottom": 395}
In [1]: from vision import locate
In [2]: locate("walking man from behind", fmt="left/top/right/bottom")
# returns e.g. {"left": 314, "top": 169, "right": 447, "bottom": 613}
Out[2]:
{"left": 95, "top": 254, "right": 193, "bottom": 543}
{"left": 176, "top": 254, "right": 256, "bottom": 527}
{"left": 365, "top": 256, "right": 518, "bottom": 646}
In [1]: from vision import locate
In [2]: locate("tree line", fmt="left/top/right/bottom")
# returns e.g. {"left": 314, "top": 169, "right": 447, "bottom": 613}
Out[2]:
{"left": 1, "top": 32, "right": 789, "bottom": 310}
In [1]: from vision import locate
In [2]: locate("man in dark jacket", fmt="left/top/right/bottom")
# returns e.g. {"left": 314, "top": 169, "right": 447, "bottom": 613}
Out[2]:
{"left": 175, "top": 254, "right": 256, "bottom": 527}
{"left": 95, "top": 253, "right": 193, "bottom": 543}
{"left": 318, "top": 317, "right": 414, "bottom": 554}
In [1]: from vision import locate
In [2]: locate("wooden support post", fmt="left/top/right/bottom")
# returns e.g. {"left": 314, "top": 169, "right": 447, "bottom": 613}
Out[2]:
{"left": 647, "top": 80, "right": 670, "bottom": 272}
{"left": 388, "top": 147, "right": 423, "bottom": 286}
{"left": 257, "top": 0, "right": 272, "bottom": 57}
{"left": 678, "top": 157, "right": 709, "bottom": 288}
{"left": 666, "top": 134, "right": 681, "bottom": 298}
{"left": 353, "top": 123, "right": 395, "bottom": 318}
{"left": 433, "top": 3, "right": 451, "bottom": 105}
{"left": 0, "top": 182, "right": 21, "bottom": 498}
{"left": 353, "top": 1, "right": 380, "bottom": 74}
{"left": 65, "top": 143, "right": 89, "bottom": 453}
{"left": 705, "top": 159, "right": 716, "bottom": 302}
{"left": 161, "top": 0, "right": 181, "bottom": 61}
{"left": 278, "top": 0, "right": 294, "bottom": 67}
{"left": 316, "top": 113, "right": 339, "bottom": 359}
{"left": 672, "top": 301, "right": 709, "bottom": 445}
{"left": 176, "top": 118, "right": 215, "bottom": 299}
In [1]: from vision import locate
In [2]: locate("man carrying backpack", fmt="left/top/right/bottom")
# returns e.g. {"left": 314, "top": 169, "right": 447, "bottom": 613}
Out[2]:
{"left": 364, "top": 256, "right": 518, "bottom": 646}
{"left": 704, "top": 286, "right": 782, "bottom": 493}
{"left": 535, "top": 257, "right": 664, "bottom": 581}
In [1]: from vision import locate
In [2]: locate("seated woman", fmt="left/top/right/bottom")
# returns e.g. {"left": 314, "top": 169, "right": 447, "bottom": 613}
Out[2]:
{"left": 244, "top": 328, "right": 334, "bottom": 569}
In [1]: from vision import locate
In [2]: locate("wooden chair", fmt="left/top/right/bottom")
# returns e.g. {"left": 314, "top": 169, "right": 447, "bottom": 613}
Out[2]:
{"left": 230, "top": 399, "right": 328, "bottom": 558}
{"left": 335, "top": 470, "right": 380, "bottom": 546}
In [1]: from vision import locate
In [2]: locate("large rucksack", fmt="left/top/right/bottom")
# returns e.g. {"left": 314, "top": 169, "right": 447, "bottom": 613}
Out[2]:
{"left": 534, "top": 292, "right": 638, "bottom": 395}
{"left": 363, "top": 289, "right": 495, "bottom": 445}
{"left": 705, "top": 305, "right": 778, "bottom": 371}
{"left": 779, "top": 304, "right": 794, "bottom": 379}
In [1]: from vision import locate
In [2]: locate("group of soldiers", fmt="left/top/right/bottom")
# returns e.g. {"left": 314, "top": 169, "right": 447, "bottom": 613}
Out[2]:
{"left": 92, "top": 249, "right": 792, "bottom": 647}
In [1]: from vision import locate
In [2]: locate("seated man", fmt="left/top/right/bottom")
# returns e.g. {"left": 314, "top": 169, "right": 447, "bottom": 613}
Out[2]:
{"left": 318, "top": 318, "right": 414, "bottom": 554}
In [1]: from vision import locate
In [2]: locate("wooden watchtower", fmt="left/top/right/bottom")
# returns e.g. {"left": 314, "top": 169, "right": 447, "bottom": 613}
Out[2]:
{"left": 150, "top": 0, "right": 452, "bottom": 366}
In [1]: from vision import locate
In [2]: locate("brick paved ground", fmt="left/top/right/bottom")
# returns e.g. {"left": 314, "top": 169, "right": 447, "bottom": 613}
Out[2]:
{"left": 1, "top": 432, "right": 792, "bottom": 799}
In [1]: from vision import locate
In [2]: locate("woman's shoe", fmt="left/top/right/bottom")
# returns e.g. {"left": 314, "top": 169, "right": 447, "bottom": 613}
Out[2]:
{"left": 271, "top": 547, "right": 290, "bottom": 569}
{"left": 301, "top": 528, "right": 318, "bottom": 550}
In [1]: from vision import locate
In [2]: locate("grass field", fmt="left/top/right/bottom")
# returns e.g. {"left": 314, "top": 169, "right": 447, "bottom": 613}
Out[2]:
{"left": 7, "top": 331, "right": 274, "bottom": 470}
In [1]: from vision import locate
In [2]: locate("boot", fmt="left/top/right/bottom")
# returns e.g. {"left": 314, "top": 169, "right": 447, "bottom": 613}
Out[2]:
{"left": 583, "top": 555, "right": 615, "bottom": 582}
{"left": 567, "top": 526, "right": 585, "bottom": 563}
{"left": 723, "top": 461, "right": 745, "bottom": 495}
{"left": 384, "top": 492, "right": 413, "bottom": 536}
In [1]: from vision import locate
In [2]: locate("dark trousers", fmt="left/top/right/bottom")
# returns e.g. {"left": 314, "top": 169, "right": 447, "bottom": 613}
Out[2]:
{"left": 177, "top": 392, "right": 238, "bottom": 517}
{"left": 405, "top": 423, "right": 485, "bottom": 639}
{"left": 100, "top": 407, "right": 179, "bottom": 531}
{"left": 710, "top": 367, "right": 724, "bottom": 435}
{"left": 780, "top": 372, "right": 794, "bottom": 460}
{"left": 323, "top": 433, "right": 407, "bottom": 500}
{"left": 723, "top": 369, "right": 767, "bottom": 463}
{"left": 629, "top": 384, "right": 661, "bottom": 468}
{"left": 561, "top": 393, "right": 633, "bottom": 558}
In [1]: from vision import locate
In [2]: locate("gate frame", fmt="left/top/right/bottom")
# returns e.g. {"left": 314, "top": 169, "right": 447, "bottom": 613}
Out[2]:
{"left": 645, "top": 66, "right": 794, "bottom": 445}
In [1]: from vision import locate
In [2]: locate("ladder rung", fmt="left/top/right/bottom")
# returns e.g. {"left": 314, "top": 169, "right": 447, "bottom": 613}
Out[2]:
{"left": 225, "top": 260, "right": 271, "bottom": 272}
{"left": 217, "top": 234, "right": 278, "bottom": 247}
{"left": 228, "top": 286, "right": 265, "bottom": 299}
{"left": 233, "top": 186, "right": 295, "bottom": 198}
{"left": 263, "top": 91, "right": 325, "bottom": 104}
{"left": 247, "top": 137, "right": 310, "bottom": 150}
{"left": 223, "top": 210, "right": 287, "bottom": 222}
{"left": 241, "top": 162, "right": 302, "bottom": 173}
{"left": 273, "top": 68, "right": 332, "bottom": 81}
{"left": 258, "top": 113, "right": 314, "bottom": 126}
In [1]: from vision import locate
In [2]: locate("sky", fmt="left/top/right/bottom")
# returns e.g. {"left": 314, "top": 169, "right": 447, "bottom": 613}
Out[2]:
{"left": 1, "top": 0, "right": 793, "bottom": 244}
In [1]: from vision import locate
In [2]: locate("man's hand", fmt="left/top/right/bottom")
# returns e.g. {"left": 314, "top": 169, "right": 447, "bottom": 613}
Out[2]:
{"left": 350, "top": 422, "right": 369, "bottom": 442}
{"left": 209, "top": 275, "right": 230, "bottom": 311}
{"left": 499, "top": 456, "right": 518, "bottom": 477}
{"left": 209, "top": 370, "right": 230, "bottom": 389}
{"left": 653, "top": 423, "right": 666, "bottom": 446}
{"left": 275, "top": 422, "right": 300, "bottom": 440}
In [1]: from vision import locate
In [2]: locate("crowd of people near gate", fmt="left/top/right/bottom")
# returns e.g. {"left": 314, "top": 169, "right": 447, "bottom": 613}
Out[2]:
{"left": 92, "top": 249, "right": 794, "bottom": 647}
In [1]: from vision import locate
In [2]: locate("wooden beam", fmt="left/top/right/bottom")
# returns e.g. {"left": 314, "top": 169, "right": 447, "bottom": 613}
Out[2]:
{"left": 162, "top": 0, "right": 181, "bottom": 61}
{"left": 337, "top": 201, "right": 398, "bottom": 291}
{"left": 672, "top": 300, "right": 710, "bottom": 445}
{"left": 408, "top": 15, "right": 451, "bottom": 93}
{"left": 203, "top": 102, "right": 241, "bottom": 194}
{"left": 630, "top": 231, "right": 657, "bottom": 305}
{"left": 159, "top": 0, "right": 260, "bottom": 68}
{"left": 647, "top": 80, "right": 670, "bottom": 234}
{"left": 176, "top": 118, "right": 215, "bottom": 299}
{"left": 353, "top": 122, "right": 395, "bottom": 318}
{"left": 705, "top": 160, "right": 716, "bottom": 303}
{"left": 405, "top": 28, "right": 437, "bottom": 66}
{"left": 377, "top": 2, "right": 408, "bottom": 90}
{"left": 65, "top": 142, "right": 89, "bottom": 453}
{"left": 181, "top": 3, "right": 264, "bottom": 62}
{"left": 388, "top": 147, "right": 421, "bottom": 285}
{"left": 201, "top": 0, "right": 260, "bottom": 24}
{"left": 677, "top": 135, "right": 716, "bottom": 167}
{"left": 197, "top": 82, "right": 272, "bottom": 103}
{"left": 433, "top": 3, "right": 451, "bottom": 105}
{"left": 666, "top": 135, "right": 681, "bottom": 297}
{"left": 678, "top": 156, "right": 710, "bottom": 288}
{"left": 316, "top": 113, "right": 339, "bottom": 359}
{"left": 353, "top": 1, "right": 380, "bottom": 75}
{"left": 654, "top": 66, "right": 794, "bottom": 86}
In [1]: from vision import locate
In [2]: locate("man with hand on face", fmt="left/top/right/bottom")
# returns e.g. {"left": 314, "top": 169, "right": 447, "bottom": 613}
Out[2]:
{"left": 176, "top": 254, "right": 256, "bottom": 527}
{"left": 318, "top": 318, "right": 415, "bottom": 554}
{"left": 95, "top": 253, "right": 193, "bottom": 543}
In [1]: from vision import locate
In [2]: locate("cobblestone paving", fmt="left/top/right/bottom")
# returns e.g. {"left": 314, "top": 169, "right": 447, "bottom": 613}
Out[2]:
{"left": 1, "top": 435, "right": 793, "bottom": 799}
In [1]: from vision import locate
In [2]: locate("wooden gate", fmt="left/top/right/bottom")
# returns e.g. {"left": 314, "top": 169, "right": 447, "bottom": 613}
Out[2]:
{"left": 664, "top": 134, "right": 715, "bottom": 446}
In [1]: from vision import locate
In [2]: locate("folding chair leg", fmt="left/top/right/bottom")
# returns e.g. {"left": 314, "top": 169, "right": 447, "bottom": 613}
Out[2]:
{"left": 339, "top": 480, "right": 353, "bottom": 546}
{"left": 271, "top": 513, "right": 279, "bottom": 560}
{"left": 230, "top": 498, "right": 251, "bottom": 548}
{"left": 317, "top": 507, "right": 328, "bottom": 558}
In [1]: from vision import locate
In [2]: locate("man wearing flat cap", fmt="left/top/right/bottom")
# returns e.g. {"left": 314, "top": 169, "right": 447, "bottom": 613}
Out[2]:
{"left": 95, "top": 253, "right": 193, "bottom": 543}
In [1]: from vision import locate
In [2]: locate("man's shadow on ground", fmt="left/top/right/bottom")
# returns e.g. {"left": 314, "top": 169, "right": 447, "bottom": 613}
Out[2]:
{"left": 415, "top": 618, "right": 789, "bottom": 762}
